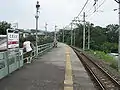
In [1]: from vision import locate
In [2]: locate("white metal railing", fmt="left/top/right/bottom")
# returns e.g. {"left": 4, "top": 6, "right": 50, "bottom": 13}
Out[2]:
{"left": 23, "top": 43, "right": 53, "bottom": 63}
{"left": 0, "top": 43, "right": 53, "bottom": 79}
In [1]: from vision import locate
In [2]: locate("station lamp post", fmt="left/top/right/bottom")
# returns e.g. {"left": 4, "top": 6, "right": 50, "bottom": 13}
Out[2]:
{"left": 35, "top": 1, "right": 40, "bottom": 56}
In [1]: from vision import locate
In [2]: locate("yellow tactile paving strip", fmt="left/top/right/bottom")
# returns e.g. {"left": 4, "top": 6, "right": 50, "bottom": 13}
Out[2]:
{"left": 64, "top": 47, "right": 73, "bottom": 90}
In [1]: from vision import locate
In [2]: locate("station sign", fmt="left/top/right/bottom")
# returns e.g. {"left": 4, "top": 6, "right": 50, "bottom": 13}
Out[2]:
{"left": 7, "top": 29, "right": 19, "bottom": 49}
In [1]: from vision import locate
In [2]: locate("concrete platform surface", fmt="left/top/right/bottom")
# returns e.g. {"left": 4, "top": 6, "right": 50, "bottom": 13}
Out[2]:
{"left": 0, "top": 43, "right": 96, "bottom": 90}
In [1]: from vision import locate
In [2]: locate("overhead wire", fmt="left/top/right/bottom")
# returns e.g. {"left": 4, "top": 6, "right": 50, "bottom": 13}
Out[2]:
{"left": 66, "top": 0, "right": 90, "bottom": 28}
{"left": 87, "top": 0, "right": 106, "bottom": 19}
{"left": 86, "top": 0, "right": 99, "bottom": 16}
{"left": 76, "top": 0, "right": 89, "bottom": 18}
{"left": 114, "top": 0, "right": 120, "bottom": 3}
{"left": 63, "top": 0, "right": 106, "bottom": 29}
{"left": 86, "top": 5, "right": 94, "bottom": 15}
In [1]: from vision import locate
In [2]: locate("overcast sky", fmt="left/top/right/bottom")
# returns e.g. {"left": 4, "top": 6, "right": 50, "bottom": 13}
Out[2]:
{"left": 0, "top": 0, "right": 118, "bottom": 31}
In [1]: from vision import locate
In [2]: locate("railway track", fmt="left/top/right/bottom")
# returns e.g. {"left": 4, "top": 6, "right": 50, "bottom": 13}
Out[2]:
{"left": 72, "top": 46, "right": 120, "bottom": 90}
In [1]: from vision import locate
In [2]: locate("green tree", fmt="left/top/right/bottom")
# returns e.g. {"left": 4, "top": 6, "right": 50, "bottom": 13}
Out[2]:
{"left": 101, "top": 42, "right": 118, "bottom": 53}
{"left": 106, "top": 24, "right": 119, "bottom": 43}
{"left": 0, "top": 21, "right": 11, "bottom": 35}
{"left": 90, "top": 26, "right": 107, "bottom": 50}
{"left": 57, "top": 23, "right": 119, "bottom": 53}
{"left": 74, "top": 23, "right": 83, "bottom": 48}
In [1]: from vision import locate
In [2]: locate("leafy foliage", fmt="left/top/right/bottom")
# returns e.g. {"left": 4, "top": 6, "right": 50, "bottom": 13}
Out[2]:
{"left": 86, "top": 50, "right": 118, "bottom": 69}
{"left": 58, "top": 23, "right": 119, "bottom": 53}
{"left": 0, "top": 21, "right": 11, "bottom": 35}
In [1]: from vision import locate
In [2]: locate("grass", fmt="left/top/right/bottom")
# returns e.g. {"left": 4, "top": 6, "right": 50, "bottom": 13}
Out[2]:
{"left": 86, "top": 50, "right": 118, "bottom": 70}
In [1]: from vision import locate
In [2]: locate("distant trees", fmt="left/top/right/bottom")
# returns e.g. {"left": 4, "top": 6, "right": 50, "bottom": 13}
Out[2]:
{"left": 0, "top": 21, "right": 54, "bottom": 47}
{"left": 106, "top": 24, "right": 119, "bottom": 43}
{"left": 0, "top": 21, "right": 11, "bottom": 35}
{"left": 58, "top": 23, "right": 119, "bottom": 53}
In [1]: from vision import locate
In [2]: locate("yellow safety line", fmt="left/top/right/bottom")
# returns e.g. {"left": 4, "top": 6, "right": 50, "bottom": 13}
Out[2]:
{"left": 64, "top": 47, "right": 73, "bottom": 90}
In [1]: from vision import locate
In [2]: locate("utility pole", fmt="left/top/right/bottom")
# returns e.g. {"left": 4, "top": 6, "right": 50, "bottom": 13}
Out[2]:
{"left": 88, "top": 23, "right": 90, "bottom": 50}
{"left": 45, "top": 23, "right": 48, "bottom": 37}
{"left": 63, "top": 28, "right": 64, "bottom": 43}
{"left": 71, "top": 23, "right": 73, "bottom": 46}
{"left": 83, "top": 12, "right": 86, "bottom": 51}
{"left": 35, "top": 1, "right": 40, "bottom": 56}
{"left": 72, "top": 18, "right": 77, "bottom": 46}
{"left": 73, "top": 28, "right": 75, "bottom": 46}
{"left": 73, "top": 18, "right": 82, "bottom": 47}
{"left": 114, "top": 0, "right": 120, "bottom": 71}
{"left": 73, "top": 20, "right": 79, "bottom": 46}
{"left": 119, "top": 0, "right": 120, "bottom": 72}
{"left": 54, "top": 25, "right": 57, "bottom": 47}
{"left": 55, "top": 25, "right": 57, "bottom": 42}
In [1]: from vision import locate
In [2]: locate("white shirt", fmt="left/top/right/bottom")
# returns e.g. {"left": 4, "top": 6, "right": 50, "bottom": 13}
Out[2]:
{"left": 23, "top": 41, "right": 32, "bottom": 52}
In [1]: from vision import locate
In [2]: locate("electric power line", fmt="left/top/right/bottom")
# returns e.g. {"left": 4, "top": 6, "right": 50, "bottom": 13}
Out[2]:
{"left": 87, "top": 0, "right": 106, "bottom": 19}
{"left": 86, "top": 0, "right": 100, "bottom": 16}
{"left": 64, "top": 0, "right": 106, "bottom": 29}
{"left": 76, "top": 0, "right": 89, "bottom": 18}
{"left": 86, "top": 5, "right": 94, "bottom": 15}
{"left": 114, "top": 0, "right": 120, "bottom": 3}
{"left": 65, "top": 0, "right": 90, "bottom": 29}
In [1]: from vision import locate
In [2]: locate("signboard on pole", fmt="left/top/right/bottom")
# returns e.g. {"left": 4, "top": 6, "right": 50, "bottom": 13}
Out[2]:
{"left": 7, "top": 29, "right": 19, "bottom": 49}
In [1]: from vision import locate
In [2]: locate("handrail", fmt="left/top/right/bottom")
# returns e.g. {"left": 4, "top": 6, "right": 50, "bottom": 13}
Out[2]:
{"left": 0, "top": 42, "right": 53, "bottom": 80}
{"left": 37, "top": 43, "right": 51, "bottom": 48}
{"left": 0, "top": 43, "right": 53, "bottom": 64}
{"left": 23, "top": 43, "right": 53, "bottom": 62}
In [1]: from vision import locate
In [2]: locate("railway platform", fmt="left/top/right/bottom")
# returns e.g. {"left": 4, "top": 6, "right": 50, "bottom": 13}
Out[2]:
{"left": 0, "top": 43, "right": 96, "bottom": 90}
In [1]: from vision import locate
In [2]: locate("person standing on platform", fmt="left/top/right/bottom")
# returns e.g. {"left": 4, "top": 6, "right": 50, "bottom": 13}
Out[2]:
{"left": 23, "top": 38, "right": 33, "bottom": 63}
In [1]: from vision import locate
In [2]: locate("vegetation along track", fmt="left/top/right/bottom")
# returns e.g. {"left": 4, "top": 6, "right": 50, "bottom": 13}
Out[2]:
{"left": 71, "top": 46, "right": 120, "bottom": 90}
